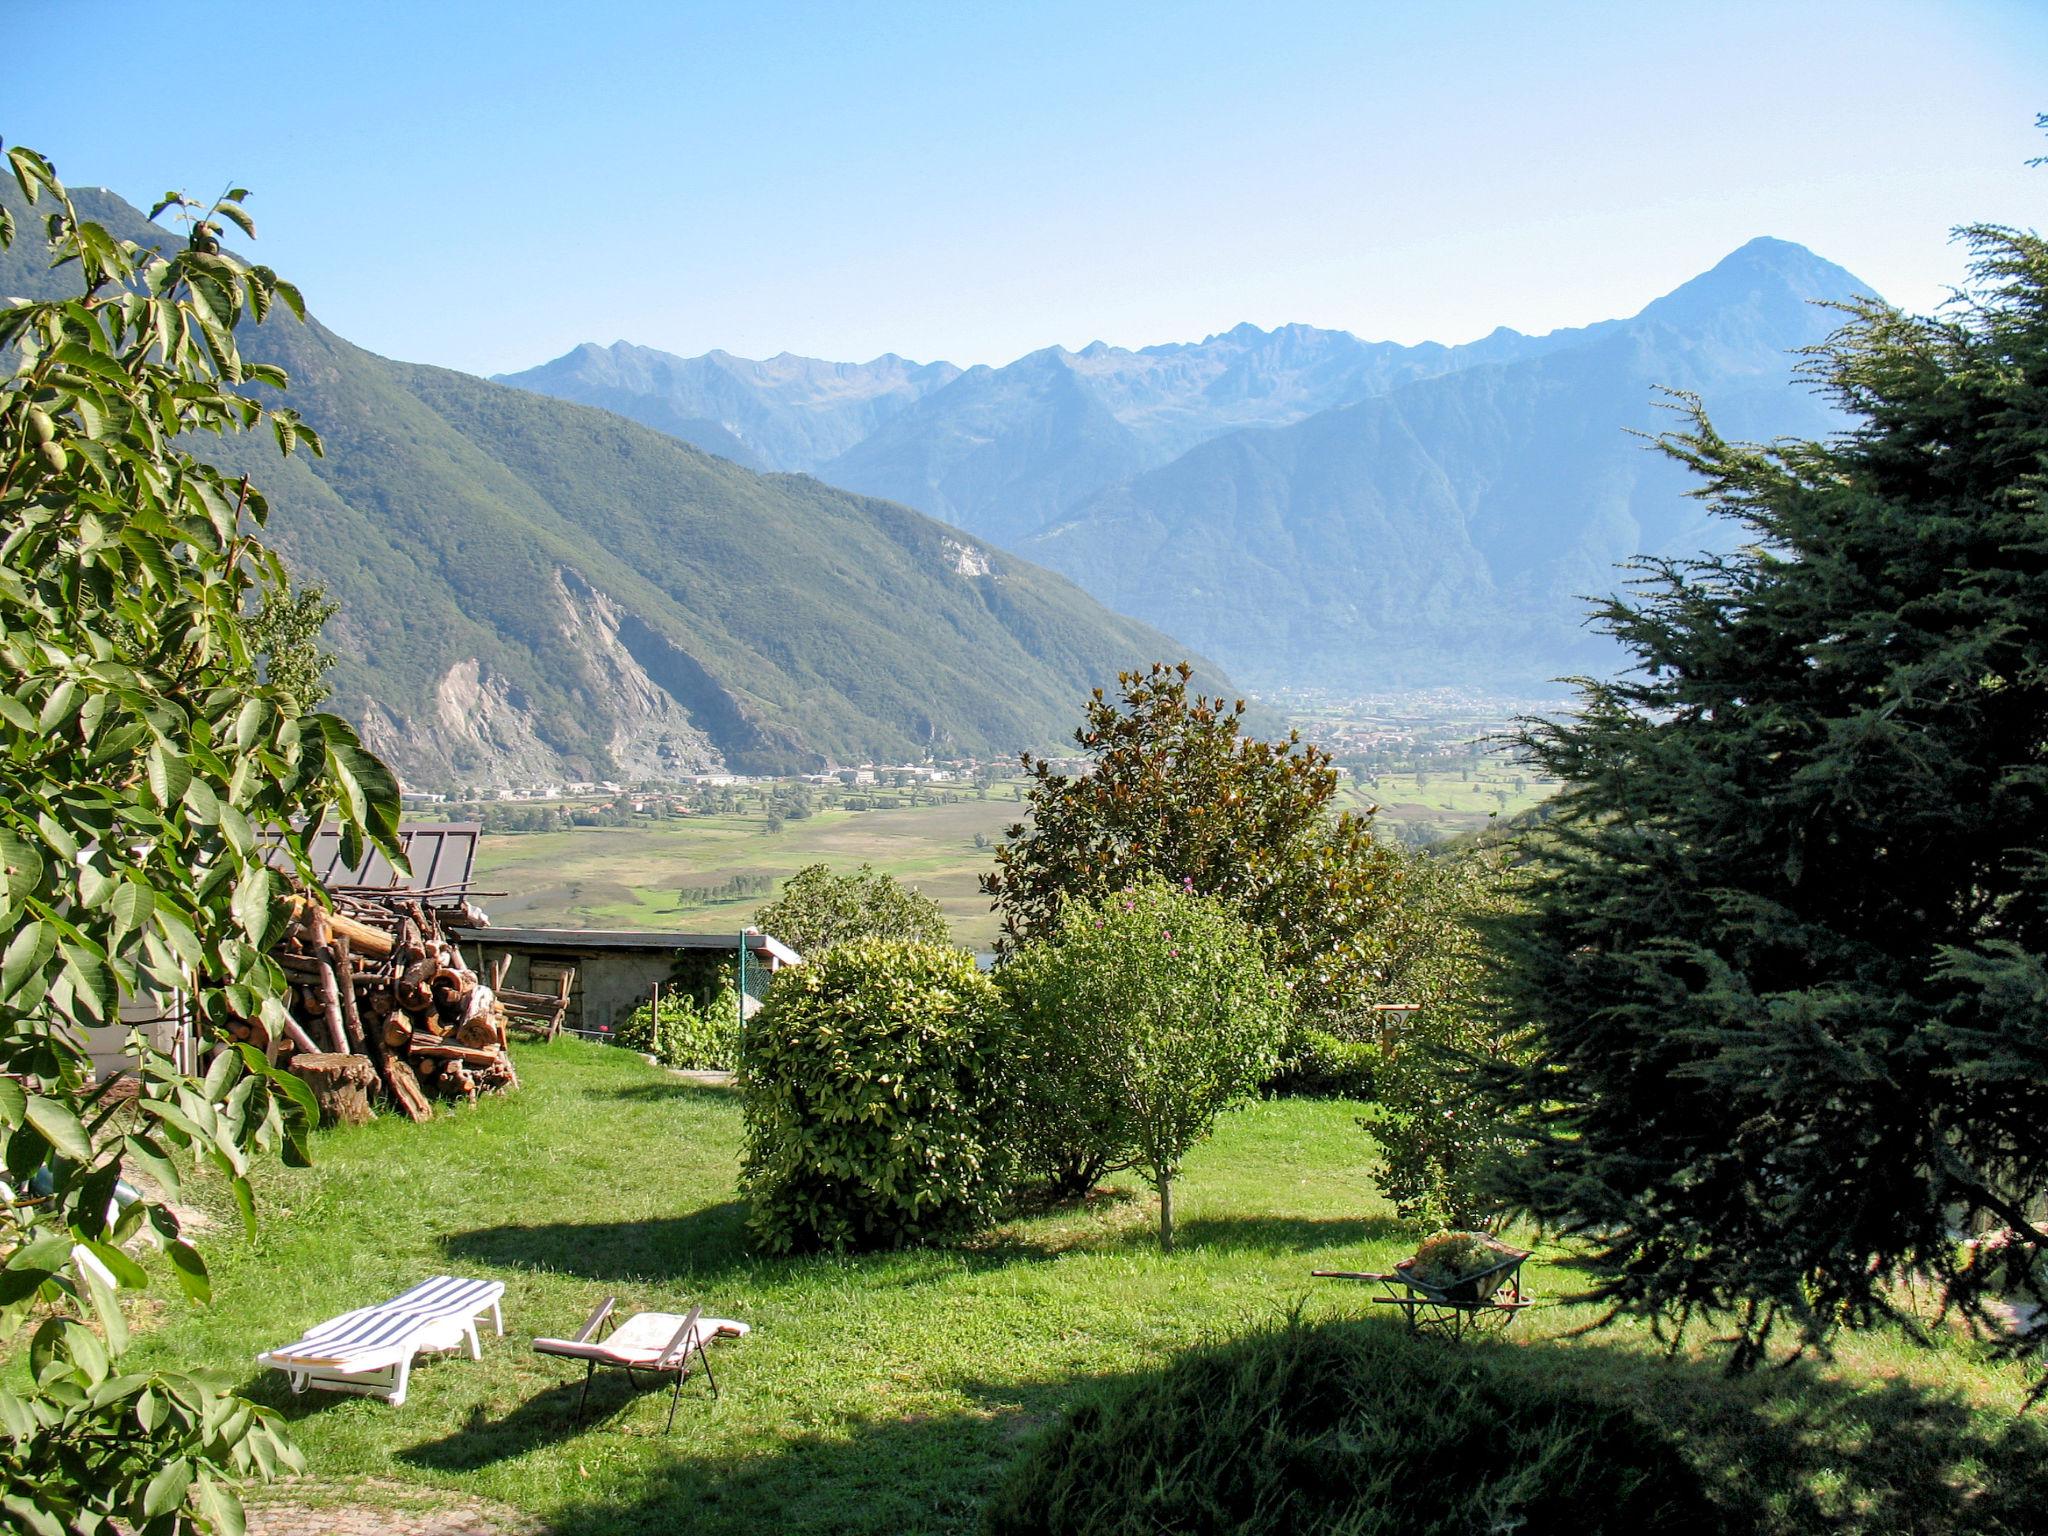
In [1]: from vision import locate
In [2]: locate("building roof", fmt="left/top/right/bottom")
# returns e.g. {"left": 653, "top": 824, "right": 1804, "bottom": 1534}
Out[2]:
{"left": 290, "top": 823, "right": 483, "bottom": 892}
{"left": 453, "top": 926, "right": 802, "bottom": 966}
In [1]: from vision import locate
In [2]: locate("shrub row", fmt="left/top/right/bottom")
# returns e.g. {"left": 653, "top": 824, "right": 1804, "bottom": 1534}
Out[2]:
{"left": 739, "top": 878, "right": 1290, "bottom": 1254}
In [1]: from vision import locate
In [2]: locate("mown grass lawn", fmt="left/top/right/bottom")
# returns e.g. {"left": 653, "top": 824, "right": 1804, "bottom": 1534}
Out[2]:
{"left": 118, "top": 1040, "right": 2048, "bottom": 1534}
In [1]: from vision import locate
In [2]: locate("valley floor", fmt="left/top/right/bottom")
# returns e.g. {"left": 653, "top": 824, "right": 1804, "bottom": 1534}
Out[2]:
{"left": 102, "top": 1040, "right": 2048, "bottom": 1535}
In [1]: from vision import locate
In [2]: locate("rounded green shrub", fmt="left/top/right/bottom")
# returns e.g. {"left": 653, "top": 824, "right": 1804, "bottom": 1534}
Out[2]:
{"left": 983, "top": 1317, "right": 1722, "bottom": 1536}
{"left": 741, "top": 939, "right": 1012, "bottom": 1253}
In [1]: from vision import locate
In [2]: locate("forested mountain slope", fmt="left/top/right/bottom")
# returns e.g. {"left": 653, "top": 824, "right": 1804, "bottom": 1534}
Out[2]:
{"left": 2, "top": 184, "right": 1225, "bottom": 784}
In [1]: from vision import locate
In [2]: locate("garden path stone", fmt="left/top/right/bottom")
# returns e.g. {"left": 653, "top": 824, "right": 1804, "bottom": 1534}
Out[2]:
{"left": 245, "top": 1479, "right": 547, "bottom": 1536}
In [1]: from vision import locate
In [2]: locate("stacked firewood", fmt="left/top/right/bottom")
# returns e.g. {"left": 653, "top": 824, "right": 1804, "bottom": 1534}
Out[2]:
{"left": 225, "top": 886, "right": 518, "bottom": 1122}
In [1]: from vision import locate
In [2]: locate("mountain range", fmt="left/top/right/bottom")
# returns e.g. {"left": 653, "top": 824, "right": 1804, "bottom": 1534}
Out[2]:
{"left": 2, "top": 183, "right": 1228, "bottom": 786}
{"left": 505, "top": 238, "right": 1872, "bottom": 691}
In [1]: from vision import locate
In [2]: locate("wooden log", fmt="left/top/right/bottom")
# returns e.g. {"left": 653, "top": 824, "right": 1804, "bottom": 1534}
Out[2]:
{"left": 383, "top": 1055, "right": 433, "bottom": 1123}
{"left": 407, "top": 1035, "right": 503, "bottom": 1066}
{"left": 430, "top": 967, "right": 475, "bottom": 1010}
{"left": 281, "top": 1016, "right": 322, "bottom": 1057}
{"left": 382, "top": 1013, "right": 412, "bottom": 1051}
{"left": 394, "top": 955, "right": 437, "bottom": 1014}
{"left": 288, "top": 1052, "right": 378, "bottom": 1127}
{"left": 310, "top": 938, "right": 351, "bottom": 1057}
{"left": 456, "top": 1015, "right": 502, "bottom": 1050}
{"left": 329, "top": 935, "right": 368, "bottom": 1056}
{"left": 287, "top": 897, "right": 396, "bottom": 958}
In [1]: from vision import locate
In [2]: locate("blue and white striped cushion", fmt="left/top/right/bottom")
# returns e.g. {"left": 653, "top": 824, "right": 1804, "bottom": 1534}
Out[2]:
{"left": 382, "top": 1274, "right": 503, "bottom": 1320}
{"left": 273, "top": 1305, "right": 444, "bottom": 1364}
{"left": 268, "top": 1276, "right": 503, "bottom": 1366}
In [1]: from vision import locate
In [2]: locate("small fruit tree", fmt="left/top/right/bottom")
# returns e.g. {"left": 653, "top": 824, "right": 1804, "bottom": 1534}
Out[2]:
{"left": 1001, "top": 878, "right": 1289, "bottom": 1247}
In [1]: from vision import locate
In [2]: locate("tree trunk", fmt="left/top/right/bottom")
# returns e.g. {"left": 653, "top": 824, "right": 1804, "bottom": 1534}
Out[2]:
{"left": 289, "top": 1052, "right": 378, "bottom": 1127}
{"left": 1158, "top": 1169, "right": 1174, "bottom": 1252}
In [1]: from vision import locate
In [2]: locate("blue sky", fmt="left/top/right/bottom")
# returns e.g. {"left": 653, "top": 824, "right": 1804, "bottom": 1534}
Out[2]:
{"left": 8, "top": 0, "right": 2045, "bottom": 375}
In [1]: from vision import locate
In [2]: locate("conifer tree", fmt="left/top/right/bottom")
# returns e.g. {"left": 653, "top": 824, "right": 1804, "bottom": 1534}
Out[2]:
{"left": 1491, "top": 213, "right": 2048, "bottom": 1369}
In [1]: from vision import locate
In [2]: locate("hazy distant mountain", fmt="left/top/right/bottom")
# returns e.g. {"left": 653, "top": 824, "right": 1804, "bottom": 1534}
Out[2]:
{"left": 494, "top": 342, "right": 961, "bottom": 472}
{"left": 818, "top": 322, "right": 1585, "bottom": 543}
{"left": 498, "top": 237, "right": 1871, "bottom": 696}
{"left": 1022, "top": 238, "right": 1871, "bottom": 690}
{"left": 4, "top": 184, "right": 1229, "bottom": 786}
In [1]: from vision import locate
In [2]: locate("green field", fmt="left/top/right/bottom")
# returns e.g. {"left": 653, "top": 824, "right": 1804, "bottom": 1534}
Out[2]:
{"left": 1335, "top": 762, "right": 1558, "bottom": 842}
{"left": 113, "top": 1041, "right": 2048, "bottom": 1534}
{"left": 465, "top": 753, "right": 1557, "bottom": 950}
{"left": 473, "top": 793, "right": 1031, "bottom": 950}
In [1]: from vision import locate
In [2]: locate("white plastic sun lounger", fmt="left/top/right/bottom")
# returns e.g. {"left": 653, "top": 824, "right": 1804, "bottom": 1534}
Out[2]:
{"left": 257, "top": 1274, "right": 506, "bottom": 1406}
{"left": 533, "top": 1296, "right": 749, "bottom": 1431}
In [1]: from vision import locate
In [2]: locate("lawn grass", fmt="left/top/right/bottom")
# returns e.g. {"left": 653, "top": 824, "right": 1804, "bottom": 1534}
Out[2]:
{"left": 115, "top": 1040, "right": 2048, "bottom": 1534}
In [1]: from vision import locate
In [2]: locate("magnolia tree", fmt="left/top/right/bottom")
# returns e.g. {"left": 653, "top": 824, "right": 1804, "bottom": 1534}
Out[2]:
{"left": 983, "top": 663, "right": 1404, "bottom": 1037}
{"left": 1001, "top": 879, "right": 1289, "bottom": 1247}
{"left": 0, "top": 147, "right": 403, "bottom": 1532}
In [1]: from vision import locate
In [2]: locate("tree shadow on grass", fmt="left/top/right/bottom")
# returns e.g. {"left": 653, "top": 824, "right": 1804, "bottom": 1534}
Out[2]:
{"left": 399, "top": 1317, "right": 2048, "bottom": 1536}
{"left": 596, "top": 1080, "right": 736, "bottom": 1105}
{"left": 441, "top": 1203, "right": 754, "bottom": 1285}
{"left": 1109, "top": 1211, "right": 1410, "bottom": 1256}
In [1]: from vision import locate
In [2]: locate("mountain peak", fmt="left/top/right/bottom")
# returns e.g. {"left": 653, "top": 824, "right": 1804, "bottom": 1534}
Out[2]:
{"left": 1635, "top": 238, "right": 1874, "bottom": 331}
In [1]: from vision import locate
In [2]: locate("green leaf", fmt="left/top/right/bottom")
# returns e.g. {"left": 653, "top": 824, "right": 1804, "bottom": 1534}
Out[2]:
{"left": 24, "top": 1094, "right": 91, "bottom": 1161}
{"left": 1, "top": 1493, "right": 65, "bottom": 1536}
{"left": 109, "top": 878, "right": 155, "bottom": 936}
{"left": 80, "top": 1237, "right": 149, "bottom": 1291}
{"left": 74, "top": 1252, "right": 129, "bottom": 1354}
{"left": 1, "top": 919, "right": 53, "bottom": 1001}
{"left": 234, "top": 697, "right": 274, "bottom": 751}
{"left": 122, "top": 1134, "right": 183, "bottom": 1198}
{"left": 144, "top": 1458, "right": 194, "bottom": 1519}
{"left": 0, "top": 1077, "right": 22, "bottom": 1128}
{"left": 146, "top": 741, "right": 192, "bottom": 807}
{"left": 193, "top": 1475, "right": 247, "bottom": 1536}
{"left": 165, "top": 1237, "right": 210, "bottom": 1302}
{"left": 0, "top": 828, "right": 45, "bottom": 900}
{"left": 231, "top": 863, "right": 282, "bottom": 947}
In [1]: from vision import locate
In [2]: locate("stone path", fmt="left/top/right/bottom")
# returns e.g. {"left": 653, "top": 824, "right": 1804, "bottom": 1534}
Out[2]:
{"left": 244, "top": 1480, "right": 547, "bottom": 1536}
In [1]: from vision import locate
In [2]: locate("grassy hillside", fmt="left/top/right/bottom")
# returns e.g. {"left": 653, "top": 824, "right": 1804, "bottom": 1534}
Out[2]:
{"left": 0, "top": 182, "right": 1232, "bottom": 785}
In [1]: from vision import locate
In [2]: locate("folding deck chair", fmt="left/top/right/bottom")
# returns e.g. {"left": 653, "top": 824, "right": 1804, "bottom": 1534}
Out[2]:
{"left": 257, "top": 1274, "right": 506, "bottom": 1406}
{"left": 533, "top": 1296, "right": 748, "bottom": 1432}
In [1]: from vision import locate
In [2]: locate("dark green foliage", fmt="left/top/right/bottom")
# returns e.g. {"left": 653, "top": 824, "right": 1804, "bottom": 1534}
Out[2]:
{"left": 754, "top": 862, "right": 948, "bottom": 958}
{"left": 1488, "top": 218, "right": 2048, "bottom": 1368}
{"left": 244, "top": 573, "right": 339, "bottom": 711}
{"left": 1265, "top": 1027, "right": 1379, "bottom": 1101}
{"left": 1369, "top": 849, "right": 1525, "bottom": 1231}
{"left": 985, "top": 662, "right": 1405, "bottom": 1034}
{"left": 982, "top": 1317, "right": 1721, "bottom": 1536}
{"left": 740, "top": 940, "right": 1012, "bottom": 1253}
